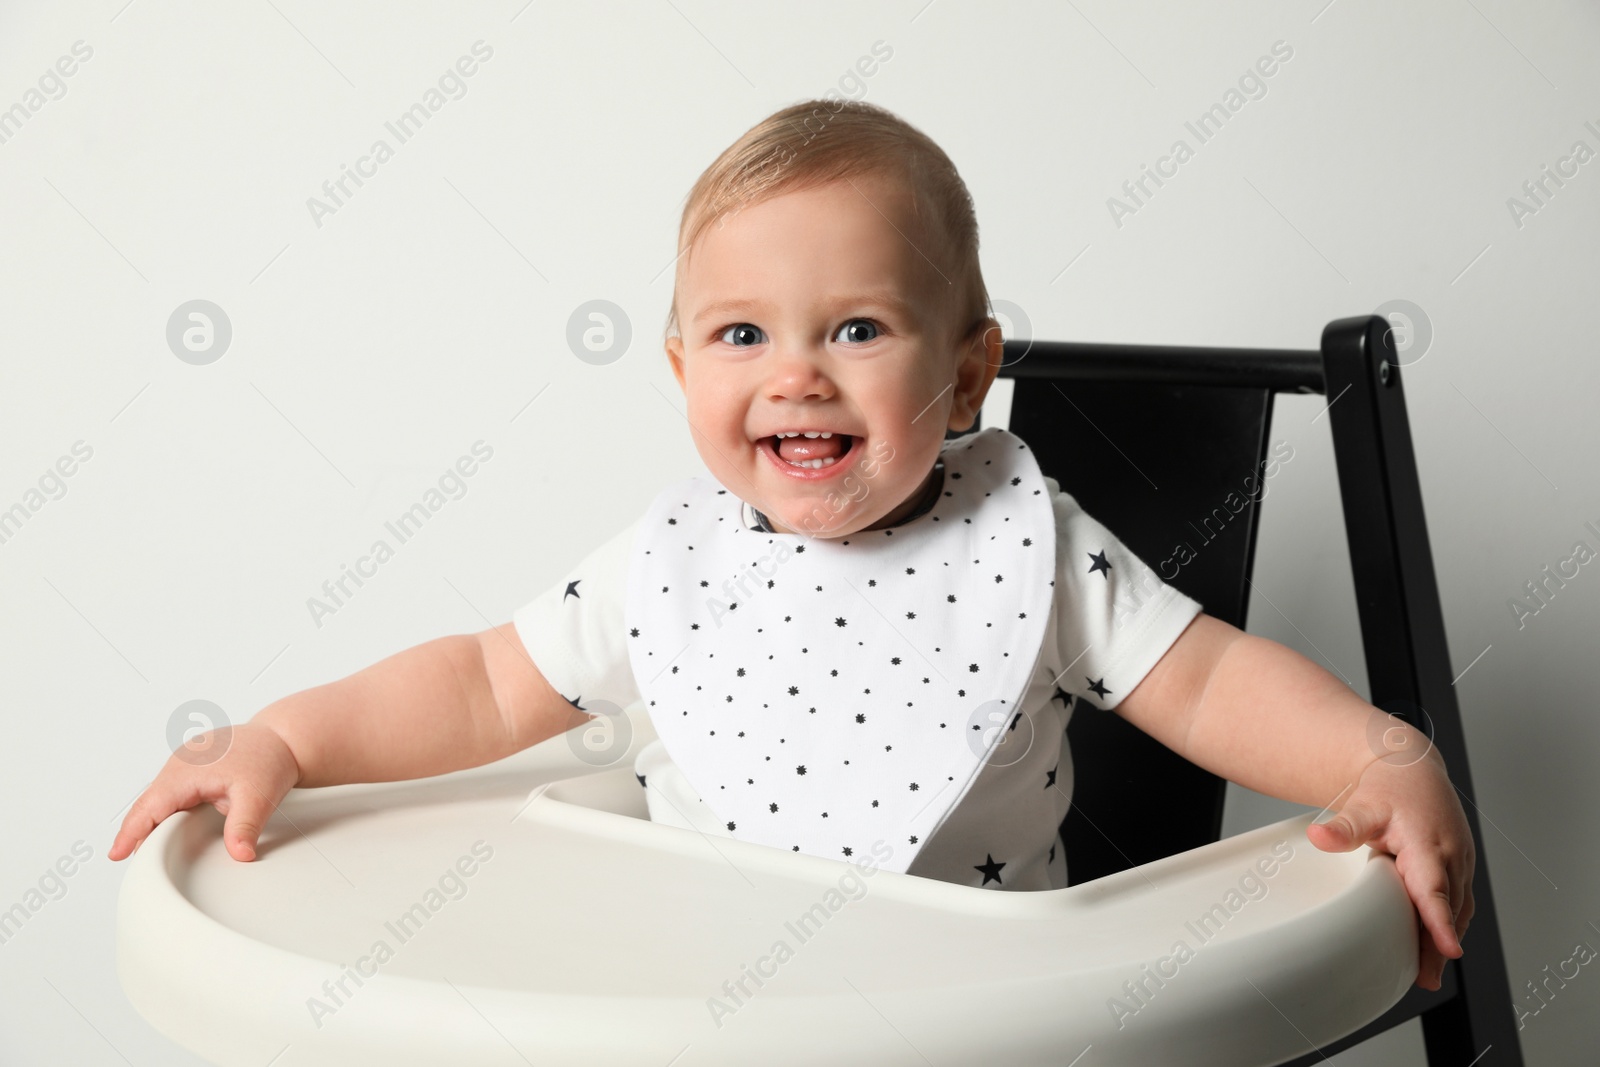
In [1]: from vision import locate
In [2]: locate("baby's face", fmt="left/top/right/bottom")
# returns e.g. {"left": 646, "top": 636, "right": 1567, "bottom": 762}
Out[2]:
{"left": 666, "top": 174, "right": 998, "bottom": 538}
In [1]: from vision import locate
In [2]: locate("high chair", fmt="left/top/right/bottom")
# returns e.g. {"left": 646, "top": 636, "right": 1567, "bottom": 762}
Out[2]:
{"left": 117, "top": 314, "right": 1521, "bottom": 1065}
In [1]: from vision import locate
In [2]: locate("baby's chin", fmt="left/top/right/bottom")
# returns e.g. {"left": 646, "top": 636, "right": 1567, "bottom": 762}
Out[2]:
{"left": 757, "top": 471, "right": 937, "bottom": 538}
{"left": 761, "top": 501, "right": 885, "bottom": 539}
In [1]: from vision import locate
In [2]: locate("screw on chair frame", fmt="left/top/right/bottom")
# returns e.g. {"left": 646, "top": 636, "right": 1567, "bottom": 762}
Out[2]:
{"left": 948, "top": 315, "right": 1521, "bottom": 1065}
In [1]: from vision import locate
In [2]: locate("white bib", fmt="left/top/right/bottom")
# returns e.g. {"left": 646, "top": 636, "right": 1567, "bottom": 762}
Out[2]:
{"left": 624, "top": 427, "right": 1056, "bottom": 873}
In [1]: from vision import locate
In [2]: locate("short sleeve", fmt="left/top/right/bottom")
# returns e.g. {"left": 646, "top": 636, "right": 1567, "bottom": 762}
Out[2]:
{"left": 1046, "top": 476, "right": 1204, "bottom": 711}
{"left": 511, "top": 516, "right": 642, "bottom": 714}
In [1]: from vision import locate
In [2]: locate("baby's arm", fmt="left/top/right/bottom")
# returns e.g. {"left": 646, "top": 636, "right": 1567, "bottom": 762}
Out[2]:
{"left": 1115, "top": 612, "right": 1475, "bottom": 992}
{"left": 109, "top": 623, "right": 588, "bottom": 862}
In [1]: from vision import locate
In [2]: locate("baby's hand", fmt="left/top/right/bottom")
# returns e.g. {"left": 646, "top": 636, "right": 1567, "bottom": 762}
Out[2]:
{"left": 109, "top": 722, "right": 301, "bottom": 863}
{"left": 1304, "top": 745, "right": 1476, "bottom": 991}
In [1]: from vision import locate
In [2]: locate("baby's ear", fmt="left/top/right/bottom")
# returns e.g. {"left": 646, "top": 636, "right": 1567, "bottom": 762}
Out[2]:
{"left": 974, "top": 317, "right": 1007, "bottom": 375}
{"left": 953, "top": 314, "right": 998, "bottom": 365}
{"left": 977, "top": 316, "right": 1004, "bottom": 363}
{"left": 664, "top": 335, "right": 687, "bottom": 389}
{"left": 946, "top": 318, "right": 1004, "bottom": 431}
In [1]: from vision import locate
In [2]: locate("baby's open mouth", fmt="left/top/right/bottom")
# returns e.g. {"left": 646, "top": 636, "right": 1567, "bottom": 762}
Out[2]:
{"left": 762, "top": 431, "right": 857, "bottom": 469}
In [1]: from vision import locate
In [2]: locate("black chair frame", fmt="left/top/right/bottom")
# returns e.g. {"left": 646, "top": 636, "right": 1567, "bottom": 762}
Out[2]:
{"left": 955, "top": 315, "right": 1520, "bottom": 1064}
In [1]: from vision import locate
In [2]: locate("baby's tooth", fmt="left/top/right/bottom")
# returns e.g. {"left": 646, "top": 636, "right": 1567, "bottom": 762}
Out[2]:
{"left": 804, "top": 431, "right": 819, "bottom": 438}
{"left": 781, "top": 453, "right": 840, "bottom": 469}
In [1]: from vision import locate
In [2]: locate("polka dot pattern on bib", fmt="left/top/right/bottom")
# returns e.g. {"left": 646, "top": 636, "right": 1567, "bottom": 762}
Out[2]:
{"left": 624, "top": 427, "right": 1057, "bottom": 874}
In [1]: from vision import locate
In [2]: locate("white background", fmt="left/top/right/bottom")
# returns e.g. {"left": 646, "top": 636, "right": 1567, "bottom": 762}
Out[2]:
{"left": 1, "top": 0, "right": 1596, "bottom": 1063}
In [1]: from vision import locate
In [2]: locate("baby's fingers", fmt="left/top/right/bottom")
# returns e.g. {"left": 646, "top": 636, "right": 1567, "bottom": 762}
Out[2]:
{"left": 1455, "top": 887, "right": 1476, "bottom": 940}
{"left": 1415, "top": 888, "right": 1460, "bottom": 989}
{"left": 109, "top": 777, "right": 208, "bottom": 861}
{"left": 1399, "top": 858, "right": 1463, "bottom": 989}
{"left": 220, "top": 779, "right": 284, "bottom": 862}
{"left": 1416, "top": 885, "right": 1462, "bottom": 958}
{"left": 1416, "top": 932, "right": 1446, "bottom": 992}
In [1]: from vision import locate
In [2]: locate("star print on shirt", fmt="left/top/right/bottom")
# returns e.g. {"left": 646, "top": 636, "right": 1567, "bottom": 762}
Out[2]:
{"left": 1086, "top": 677, "right": 1112, "bottom": 700}
{"left": 563, "top": 580, "right": 582, "bottom": 600}
{"left": 974, "top": 853, "right": 1007, "bottom": 886}
{"left": 1044, "top": 763, "right": 1058, "bottom": 789}
{"left": 1087, "top": 550, "right": 1112, "bottom": 578}
{"left": 1050, "top": 685, "right": 1073, "bottom": 707}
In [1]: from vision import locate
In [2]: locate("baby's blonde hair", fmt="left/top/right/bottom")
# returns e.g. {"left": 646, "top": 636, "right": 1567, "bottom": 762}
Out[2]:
{"left": 665, "top": 99, "right": 990, "bottom": 349}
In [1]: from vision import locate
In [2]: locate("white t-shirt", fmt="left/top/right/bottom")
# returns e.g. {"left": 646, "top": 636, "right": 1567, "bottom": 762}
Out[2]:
{"left": 513, "top": 466, "right": 1203, "bottom": 892}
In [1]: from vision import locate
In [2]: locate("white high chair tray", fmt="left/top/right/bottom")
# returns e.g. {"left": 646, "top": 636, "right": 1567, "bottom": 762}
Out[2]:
{"left": 118, "top": 719, "right": 1417, "bottom": 1066}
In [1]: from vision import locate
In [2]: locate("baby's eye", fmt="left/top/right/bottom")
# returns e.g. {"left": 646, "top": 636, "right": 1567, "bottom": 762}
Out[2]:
{"left": 834, "top": 319, "right": 879, "bottom": 344}
{"left": 719, "top": 323, "right": 766, "bottom": 346}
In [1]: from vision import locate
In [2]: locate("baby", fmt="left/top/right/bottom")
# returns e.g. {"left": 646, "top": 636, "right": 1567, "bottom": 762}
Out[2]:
{"left": 111, "top": 99, "right": 1474, "bottom": 992}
